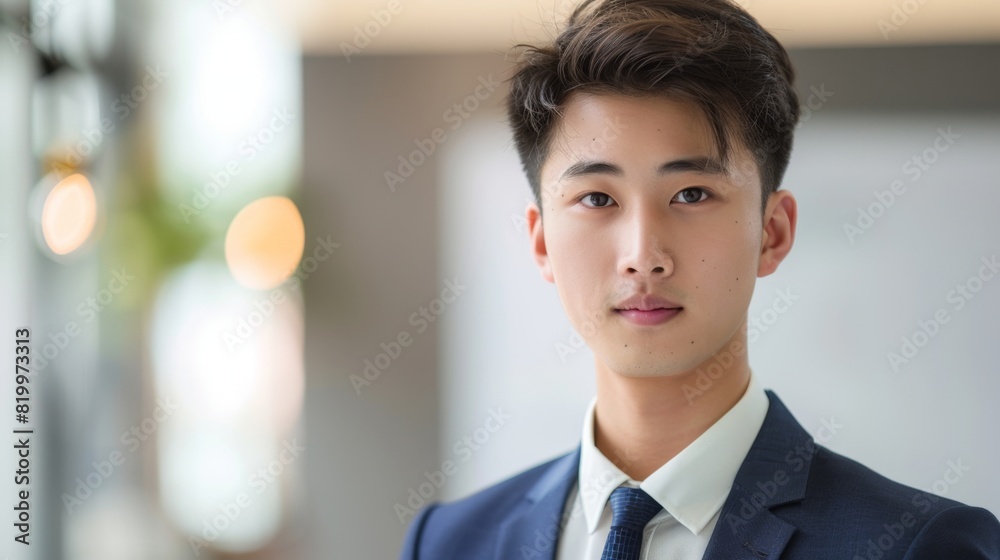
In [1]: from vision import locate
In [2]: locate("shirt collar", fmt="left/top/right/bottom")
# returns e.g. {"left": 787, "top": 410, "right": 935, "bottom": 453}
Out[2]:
{"left": 577, "top": 369, "right": 770, "bottom": 535}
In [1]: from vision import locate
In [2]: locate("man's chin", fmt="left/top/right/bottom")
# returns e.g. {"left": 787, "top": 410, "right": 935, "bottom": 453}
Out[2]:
{"left": 597, "top": 355, "right": 693, "bottom": 379}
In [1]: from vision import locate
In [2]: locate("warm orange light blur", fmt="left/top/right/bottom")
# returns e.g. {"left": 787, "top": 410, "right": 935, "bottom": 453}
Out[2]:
{"left": 41, "top": 173, "right": 98, "bottom": 255}
{"left": 225, "top": 196, "right": 305, "bottom": 290}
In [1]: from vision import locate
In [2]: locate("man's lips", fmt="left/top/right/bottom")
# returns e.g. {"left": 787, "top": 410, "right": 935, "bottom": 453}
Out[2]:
{"left": 613, "top": 293, "right": 683, "bottom": 312}
{"left": 612, "top": 294, "right": 682, "bottom": 326}
{"left": 614, "top": 307, "right": 682, "bottom": 326}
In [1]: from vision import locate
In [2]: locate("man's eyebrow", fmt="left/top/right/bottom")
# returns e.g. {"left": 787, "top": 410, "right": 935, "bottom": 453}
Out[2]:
{"left": 660, "top": 156, "right": 728, "bottom": 176}
{"left": 559, "top": 156, "right": 728, "bottom": 181}
{"left": 560, "top": 161, "right": 623, "bottom": 180}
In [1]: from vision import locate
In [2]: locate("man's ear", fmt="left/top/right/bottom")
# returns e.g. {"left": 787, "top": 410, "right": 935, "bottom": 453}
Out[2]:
{"left": 757, "top": 190, "right": 797, "bottom": 278}
{"left": 526, "top": 202, "right": 555, "bottom": 283}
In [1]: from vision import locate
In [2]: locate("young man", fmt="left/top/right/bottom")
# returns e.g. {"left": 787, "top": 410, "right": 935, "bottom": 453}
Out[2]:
{"left": 399, "top": 0, "right": 1000, "bottom": 558}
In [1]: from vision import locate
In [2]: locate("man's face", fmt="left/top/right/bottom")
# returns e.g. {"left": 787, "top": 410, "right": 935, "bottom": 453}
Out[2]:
{"left": 527, "top": 92, "right": 788, "bottom": 378}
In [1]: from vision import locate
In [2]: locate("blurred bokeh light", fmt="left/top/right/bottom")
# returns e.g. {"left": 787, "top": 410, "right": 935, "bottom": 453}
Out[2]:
{"left": 40, "top": 172, "right": 98, "bottom": 255}
{"left": 225, "top": 196, "right": 305, "bottom": 291}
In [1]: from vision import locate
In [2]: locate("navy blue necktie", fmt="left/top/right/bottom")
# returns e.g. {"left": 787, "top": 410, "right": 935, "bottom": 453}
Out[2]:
{"left": 601, "top": 486, "right": 664, "bottom": 560}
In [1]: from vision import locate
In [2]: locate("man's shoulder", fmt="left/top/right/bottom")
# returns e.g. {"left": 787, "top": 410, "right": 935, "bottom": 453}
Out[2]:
{"left": 420, "top": 447, "right": 573, "bottom": 524}
{"left": 755, "top": 390, "right": 994, "bottom": 528}
{"left": 807, "top": 443, "right": 967, "bottom": 514}
{"left": 399, "top": 448, "right": 577, "bottom": 559}
{"left": 784, "top": 443, "right": 1000, "bottom": 556}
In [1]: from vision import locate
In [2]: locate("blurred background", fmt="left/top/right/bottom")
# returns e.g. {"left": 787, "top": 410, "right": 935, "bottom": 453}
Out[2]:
{"left": 0, "top": 0, "right": 998, "bottom": 558}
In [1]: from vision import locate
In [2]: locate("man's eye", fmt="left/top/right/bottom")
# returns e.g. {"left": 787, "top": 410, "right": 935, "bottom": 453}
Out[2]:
{"left": 673, "top": 187, "right": 710, "bottom": 204}
{"left": 579, "top": 192, "right": 615, "bottom": 208}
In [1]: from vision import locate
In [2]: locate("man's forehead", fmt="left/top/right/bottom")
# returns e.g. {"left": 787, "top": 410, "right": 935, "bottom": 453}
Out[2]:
{"left": 536, "top": 96, "right": 762, "bottom": 202}
{"left": 549, "top": 93, "right": 719, "bottom": 152}
{"left": 556, "top": 91, "right": 709, "bottom": 128}
{"left": 541, "top": 94, "right": 725, "bottom": 175}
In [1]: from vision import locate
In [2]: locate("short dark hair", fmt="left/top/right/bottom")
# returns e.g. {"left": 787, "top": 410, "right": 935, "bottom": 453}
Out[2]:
{"left": 506, "top": 0, "right": 800, "bottom": 215}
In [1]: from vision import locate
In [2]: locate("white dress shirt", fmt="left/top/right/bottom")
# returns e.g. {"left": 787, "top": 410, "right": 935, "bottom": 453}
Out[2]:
{"left": 555, "top": 370, "right": 770, "bottom": 560}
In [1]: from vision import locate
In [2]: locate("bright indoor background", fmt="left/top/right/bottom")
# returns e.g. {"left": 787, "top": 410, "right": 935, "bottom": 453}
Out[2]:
{"left": 1, "top": 0, "right": 998, "bottom": 558}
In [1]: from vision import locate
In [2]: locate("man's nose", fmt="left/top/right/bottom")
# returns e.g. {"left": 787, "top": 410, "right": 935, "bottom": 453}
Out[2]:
{"left": 618, "top": 216, "right": 673, "bottom": 277}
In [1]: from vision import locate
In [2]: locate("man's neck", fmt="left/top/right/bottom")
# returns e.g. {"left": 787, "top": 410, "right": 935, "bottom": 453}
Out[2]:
{"left": 592, "top": 343, "right": 752, "bottom": 482}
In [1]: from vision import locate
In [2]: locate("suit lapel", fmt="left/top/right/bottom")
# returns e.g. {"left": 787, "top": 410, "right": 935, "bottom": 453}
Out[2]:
{"left": 495, "top": 447, "right": 580, "bottom": 560}
{"left": 702, "top": 390, "right": 815, "bottom": 560}
{"left": 493, "top": 391, "right": 814, "bottom": 560}
{"left": 700, "top": 482, "right": 798, "bottom": 559}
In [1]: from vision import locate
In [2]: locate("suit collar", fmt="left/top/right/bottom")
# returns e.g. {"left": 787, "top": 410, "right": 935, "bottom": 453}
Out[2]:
{"left": 700, "top": 390, "right": 814, "bottom": 559}
{"left": 495, "top": 447, "right": 580, "bottom": 560}
{"left": 579, "top": 370, "right": 771, "bottom": 535}
{"left": 525, "top": 446, "right": 580, "bottom": 504}
{"left": 731, "top": 390, "right": 814, "bottom": 507}
{"left": 494, "top": 389, "right": 814, "bottom": 560}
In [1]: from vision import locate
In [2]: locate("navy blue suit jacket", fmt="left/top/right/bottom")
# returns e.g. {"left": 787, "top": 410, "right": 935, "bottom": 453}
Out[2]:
{"left": 399, "top": 390, "right": 1000, "bottom": 559}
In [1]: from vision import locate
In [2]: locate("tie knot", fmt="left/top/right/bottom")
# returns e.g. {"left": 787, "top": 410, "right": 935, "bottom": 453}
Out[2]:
{"left": 608, "top": 487, "right": 663, "bottom": 531}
